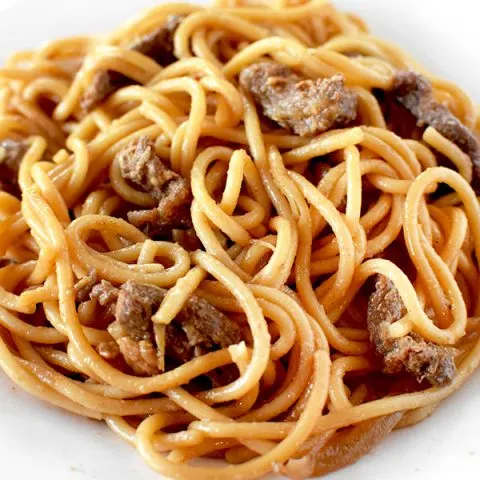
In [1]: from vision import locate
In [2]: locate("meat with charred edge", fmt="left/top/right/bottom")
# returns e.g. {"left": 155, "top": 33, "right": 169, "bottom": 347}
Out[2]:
{"left": 0, "top": 139, "right": 28, "bottom": 198}
{"left": 81, "top": 278, "right": 242, "bottom": 377}
{"left": 392, "top": 70, "right": 480, "bottom": 192}
{"left": 239, "top": 61, "right": 357, "bottom": 137}
{"left": 81, "top": 15, "right": 183, "bottom": 112}
{"left": 117, "top": 136, "right": 192, "bottom": 237}
{"left": 367, "top": 275, "right": 455, "bottom": 387}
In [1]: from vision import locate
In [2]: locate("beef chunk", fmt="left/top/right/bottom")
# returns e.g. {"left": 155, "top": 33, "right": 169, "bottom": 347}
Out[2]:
{"left": 80, "top": 70, "right": 129, "bottom": 114}
{"left": 367, "top": 275, "right": 455, "bottom": 387}
{"left": 127, "top": 14, "right": 182, "bottom": 66}
{"left": 239, "top": 62, "right": 357, "bottom": 137}
{"left": 165, "top": 322, "right": 193, "bottom": 365}
{"left": 81, "top": 15, "right": 183, "bottom": 112}
{"left": 0, "top": 139, "right": 28, "bottom": 197}
{"left": 90, "top": 280, "right": 120, "bottom": 308}
{"left": 115, "top": 281, "right": 163, "bottom": 341}
{"left": 172, "top": 228, "right": 203, "bottom": 251}
{"left": 92, "top": 279, "right": 242, "bottom": 376}
{"left": 114, "top": 334, "right": 159, "bottom": 376}
{"left": 174, "top": 291, "right": 242, "bottom": 350}
{"left": 117, "top": 136, "right": 192, "bottom": 236}
{"left": 391, "top": 71, "right": 480, "bottom": 192}
{"left": 374, "top": 88, "right": 424, "bottom": 140}
{"left": 74, "top": 271, "right": 98, "bottom": 303}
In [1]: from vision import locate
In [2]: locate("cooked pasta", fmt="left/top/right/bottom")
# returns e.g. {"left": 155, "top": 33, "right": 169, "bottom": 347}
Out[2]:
{"left": 0, "top": 0, "right": 479, "bottom": 478}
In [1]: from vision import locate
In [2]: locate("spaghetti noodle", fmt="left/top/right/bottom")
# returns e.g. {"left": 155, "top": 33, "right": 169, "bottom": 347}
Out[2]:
{"left": 0, "top": 0, "right": 479, "bottom": 478}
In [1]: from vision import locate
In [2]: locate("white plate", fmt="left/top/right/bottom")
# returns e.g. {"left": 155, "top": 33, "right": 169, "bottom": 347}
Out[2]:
{"left": 0, "top": 1, "right": 479, "bottom": 479}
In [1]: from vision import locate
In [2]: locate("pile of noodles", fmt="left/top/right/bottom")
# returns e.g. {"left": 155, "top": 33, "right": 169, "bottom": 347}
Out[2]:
{"left": 0, "top": 0, "right": 479, "bottom": 478}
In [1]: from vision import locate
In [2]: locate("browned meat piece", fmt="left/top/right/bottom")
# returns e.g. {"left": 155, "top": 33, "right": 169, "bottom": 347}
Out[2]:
{"left": 80, "top": 71, "right": 129, "bottom": 114}
{"left": 239, "top": 62, "right": 357, "bottom": 137}
{"left": 374, "top": 88, "right": 424, "bottom": 140}
{"left": 91, "top": 279, "right": 241, "bottom": 376}
{"left": 104, "top": 281, "right": 167, "bottom": 375}
{"left": 74, "top": 271, "right": 98, "bottom": 303}
{"left": 117, "top": 137, "right": 192, "bottom": 236}
{"left": 392, "top": 71, "right": 480, "bottom": 192}
{"left": 115, "top": 281, "right": 163, "bottom": 341}
{"left": 172, "top": 228, "right": 203, "bottom": 251}
{"left": 165, "top": 322, "right": 193, "bottom": 365}
{"left": 112, "top": 334, "right": 160, "bottom": 376}
{"left": 367, "top": 275, "right": 455, "bottom": 387}
{"left": 90, "top": 280, "right": 119, "bottom": 308}
{"left": 128, "top": 14, "right": 183, "bottom": 66}
{"left": 119, "top": 137, "right": 183, "bottom": 200}
{"left": 81, "top": 15, "right": 184, "bottom": 112}
{"left": 0, "top": 139, "right": 28, "bottom": 197}
{"left": 178, "top": 293, "right": 242, "bottom": 349}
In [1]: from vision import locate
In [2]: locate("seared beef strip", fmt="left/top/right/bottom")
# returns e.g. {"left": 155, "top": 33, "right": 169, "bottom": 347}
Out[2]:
{"left": 391, "top": 71, "right": 480, "bottom": 192}
{"left": 81, "top": 15, "right": 183, "bottom": 112}
{"left": 0, "top": 139, "right": 28, "bottom": 197}
{"left": 117, "top": 136, "right": 192, "bottom": 236}
{"left": 367, "top": 275, "right": 455, "bottom": 387}
{"left": 239, "top": 61, "right": 357, "bottom": 137}
{"left": 77, "top": 276, "right": 242, "bottom": 376}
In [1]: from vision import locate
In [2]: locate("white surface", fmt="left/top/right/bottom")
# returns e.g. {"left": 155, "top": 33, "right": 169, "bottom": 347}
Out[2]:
{"left": 0, "top": 1, "right": 479, "bottom": 479}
